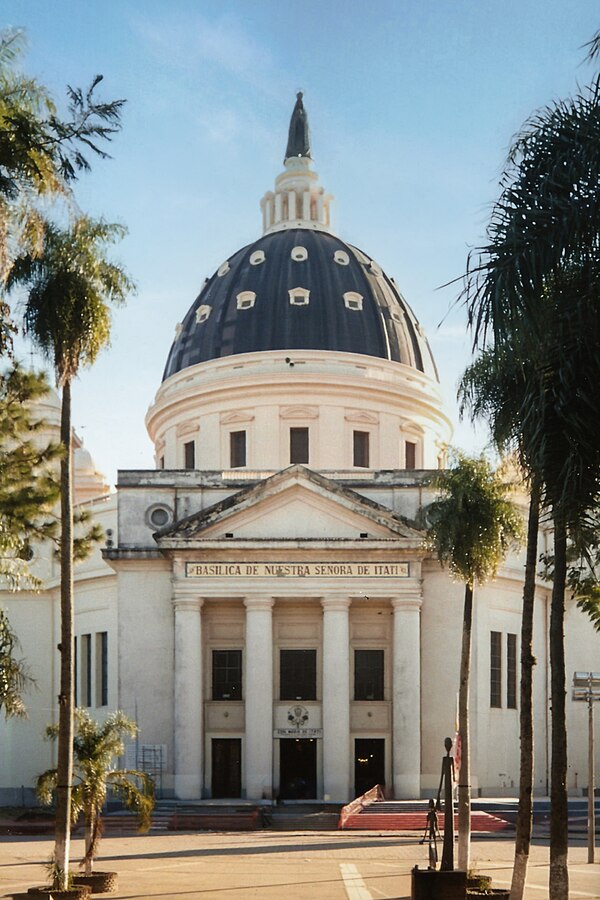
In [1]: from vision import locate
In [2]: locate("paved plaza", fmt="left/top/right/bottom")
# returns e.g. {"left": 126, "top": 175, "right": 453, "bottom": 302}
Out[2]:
{"left": 1, "top": 830, "right": 598, "bottom": 899}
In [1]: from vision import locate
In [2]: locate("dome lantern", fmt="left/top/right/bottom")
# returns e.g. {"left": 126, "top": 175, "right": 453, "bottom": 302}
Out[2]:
{"left": 260, "top": 94, "right": 333, "bottom": 234}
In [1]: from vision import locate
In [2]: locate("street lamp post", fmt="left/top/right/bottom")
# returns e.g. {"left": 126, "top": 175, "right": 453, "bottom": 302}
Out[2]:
{"left": 572, "top": 671, "right": 600, "bottom": 864}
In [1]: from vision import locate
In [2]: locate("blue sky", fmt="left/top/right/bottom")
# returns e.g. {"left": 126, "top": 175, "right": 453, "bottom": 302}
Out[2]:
{"left": 4, "top": 1, "right": 600, "bottom": 483}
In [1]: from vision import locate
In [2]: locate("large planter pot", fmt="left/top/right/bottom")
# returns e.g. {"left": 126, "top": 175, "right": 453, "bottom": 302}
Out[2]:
{"left": 466, "top": 891, "right": 510, "bottom": 899}
{"left": 73, "top": 872, "right": 118, "bottom": 894}
{"left": 25, "top": 886, "right": 91, "bottom": 899}
{"left": 411, "top": 866, "right": 467, "bottom": 899}
{"left": 467, "top": 876, "right": 492, "bottom": 892}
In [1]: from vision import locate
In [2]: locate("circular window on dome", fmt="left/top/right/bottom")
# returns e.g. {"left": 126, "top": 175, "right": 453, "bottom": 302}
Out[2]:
{"left": 334, "top": 250, "right": 349, "bottom": 266}
{"left": 196, "top": 305, "right": 212, "bottom": 324}
{"left": 217, "top": 261, "right": 230, "bottom": 277}
{"left": 146, "top": 504, "right": 173, "bottom": 529}
{"left": 291, "top": 246, "right": 308, "bottom": 262}
{"left": 237, "top": 291, "right": 256, "bottom": 310}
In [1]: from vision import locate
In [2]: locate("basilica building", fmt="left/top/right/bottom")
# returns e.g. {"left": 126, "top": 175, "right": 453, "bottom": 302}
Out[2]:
{"left": 2, "top": 96, "right": 598, "bottom": 806}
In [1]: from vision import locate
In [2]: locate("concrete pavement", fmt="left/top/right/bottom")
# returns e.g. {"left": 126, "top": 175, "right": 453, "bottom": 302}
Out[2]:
{"left": 1, "top": 830, "right": 598, "bottom": 899}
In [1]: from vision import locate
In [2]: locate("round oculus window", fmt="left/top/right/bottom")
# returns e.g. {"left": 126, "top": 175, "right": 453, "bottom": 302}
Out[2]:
{"left": 147, "top": 505, "right": 172, "bottom": 528}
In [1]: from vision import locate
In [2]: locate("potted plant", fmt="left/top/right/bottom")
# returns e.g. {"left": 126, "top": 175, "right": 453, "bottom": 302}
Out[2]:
{"left": 466, "top": 873, "right": 510, "bottom": 898}
{"left": 36, "top": 709, "right": 154, "bottom": 893}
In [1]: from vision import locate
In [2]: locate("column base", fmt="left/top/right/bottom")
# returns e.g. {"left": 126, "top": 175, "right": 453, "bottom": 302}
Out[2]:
{"left": 393, "top": 774, "right": 421, "bottom": 799}
{"left": 174, "top": 774, "right": 203, "bottom": 800}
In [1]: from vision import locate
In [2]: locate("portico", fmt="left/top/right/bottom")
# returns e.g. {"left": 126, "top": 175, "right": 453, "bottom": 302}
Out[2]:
{"left": 162, "top": 466, "right": 426, "bottom": 802}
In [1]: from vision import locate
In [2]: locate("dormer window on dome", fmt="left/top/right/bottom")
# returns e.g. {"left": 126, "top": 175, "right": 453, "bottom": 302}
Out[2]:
{"left": 344, "top": 292, "right": 363, "bottom": 311}
{"left": 217, "top": 261, "right": 230, "bottom": 277}
{"left": 237, "top": 291, "right": 256, "bottom": 310}
{"left": 291, "top": 246, "right": 308, "bottom": 262}
{"left": 249, "top": 250, "right": 265, "bottom": 266}
{"left": 196, "top": 305, "right": 211, "bottom": 324}
{"left": 289, "top": 287, "right": 310, "bottom": 306}
{"left": 334, "top": 250, "right": 349, "bottom": 266}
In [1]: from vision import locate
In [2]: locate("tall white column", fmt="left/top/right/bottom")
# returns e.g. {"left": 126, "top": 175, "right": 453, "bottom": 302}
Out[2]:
{"left": 392, "top": 596, "right": 422, "bottom": 798}
{"left": 322, "top": 597, "right": 351, "bottom": 801}
{"left": 173, "top": 595, "right": 204, "bottom": 799}
{"left": 244, "top": 596, "right": 274, "bottom": 799}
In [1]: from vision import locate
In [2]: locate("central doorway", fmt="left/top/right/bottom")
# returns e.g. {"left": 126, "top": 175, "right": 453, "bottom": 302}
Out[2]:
{"left": 211, "top": 738, "right": 242, "bottom": 798}
{"left": 279, "top": 738, "right": 317, "bottom": 799}
{"left": 354, "top": 738, "right": 385, "bottom": 797}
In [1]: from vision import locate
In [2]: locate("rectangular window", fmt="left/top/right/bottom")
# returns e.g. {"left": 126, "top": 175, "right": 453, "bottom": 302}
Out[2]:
{"left": 95, "top": 632, "right": 108, "bottom": 707}
{"left": 159, "top": 456, "right": 165, "bottom": 470}
{"left": 290, "top": 427, "right": 309, "bottom": 464}
{"left": 81, "top": 633, "right": 92, "bottom": 708}
{"left": 230, "top": 430, "right": 246, "bottom": 468}
{"left": 405, "top": 440, "right": 416, "bottom": 470}
{"left": 184, "top": 440, "right": 195, "bottom": 469}
{"left": 280, "top": 649, "right": 316, "bottom": 700}
{"left": 354, "top": 649, "right": 384, "bottom": 700}
{"left": 353, "top": 430, "right": 370, "bottom": 468}
{"left": 212, "top": 650, "right": 242, "bottom": 700}
{"left": 507, "top": 633, "right": 517, "bottom": 709}
{"left": 490, "top": 631, "right": 502, "bottom": 707}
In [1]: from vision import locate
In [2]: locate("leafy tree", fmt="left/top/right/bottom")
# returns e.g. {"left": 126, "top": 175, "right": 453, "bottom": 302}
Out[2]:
{"left": 37, "top": 709, "right": 154, "bottom": 875}
{"left": 0, "top": 27, "right": 124, "bottom": 351}
{"left": 0, "top": 608, "right": 34, "bottom": 719}
{"left": 6, "top": 216, "right": 134, "bottom": 889}
{"left": 0, "top": 364, "right": 60, "bottom": 583}
{"left": 460, "top": 34, "right": 600, "bottom": 896}
{"left": 426, "top": 453, "right": 523, "bottom": 872}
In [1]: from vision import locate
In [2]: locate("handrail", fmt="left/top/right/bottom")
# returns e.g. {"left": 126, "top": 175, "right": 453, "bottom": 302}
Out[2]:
{"left": 338, "top": 784, "right": 384, "bottom": 829}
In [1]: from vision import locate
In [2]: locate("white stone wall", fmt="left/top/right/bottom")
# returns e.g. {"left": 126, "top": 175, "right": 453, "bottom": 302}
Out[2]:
{"left": 146, "top": 350, "right": 452, "bottom": 474}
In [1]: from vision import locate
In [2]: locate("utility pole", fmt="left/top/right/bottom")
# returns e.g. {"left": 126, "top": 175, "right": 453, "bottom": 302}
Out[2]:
{"left": 572, "top": 672, "right": 600, "bottom": 864}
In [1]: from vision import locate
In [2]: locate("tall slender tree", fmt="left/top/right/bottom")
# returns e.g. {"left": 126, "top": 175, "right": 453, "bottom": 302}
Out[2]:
{"left": 6, "top": 216, "right": 134, "bottom": 889}
{"left": 426, "top": 453, "right": 523, "bottom": 872}
{"left": 459, "top": 350, "right": 542, "bottom": 900}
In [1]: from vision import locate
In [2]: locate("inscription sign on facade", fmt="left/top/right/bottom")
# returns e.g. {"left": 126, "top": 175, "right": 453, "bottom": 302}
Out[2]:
{"left": 274, "top": 727, "right": 323, "bottom": 738}
{"left": 273, "top": 704, "right": 323, "bottom": 738}
{"left": 185, "top": 561, "right": 410, "bottom": 578}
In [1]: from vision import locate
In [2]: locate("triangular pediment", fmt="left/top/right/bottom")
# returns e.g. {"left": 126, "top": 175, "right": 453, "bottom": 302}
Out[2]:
{"left": 155, "top": 466, "right": 423, "bottom": 547}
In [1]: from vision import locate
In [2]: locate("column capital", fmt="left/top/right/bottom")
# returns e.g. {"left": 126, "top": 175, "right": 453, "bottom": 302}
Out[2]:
{"left": 391, "top": 595, "right": 422, "bottom": 613}
{"left": 244, "top": 595, "right": 275, "bottom": 611}
{"left": 321, "top": 596, "right": 351, "bottom": 612}
{"left": 173, "top": 594, "right": 204, "bottom": 613}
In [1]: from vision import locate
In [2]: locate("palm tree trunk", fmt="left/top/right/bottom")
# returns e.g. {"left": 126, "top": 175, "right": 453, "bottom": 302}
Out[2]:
{"left": 549, "top": 512, "right": 568, "bottom": 900}
{"left": 510, "top": 478, "right": 540, "bottom": 900}
{"left": 54, "top": 378, "right": 74, "bottom": 890}
{"left": 85, "top": 820, "right": 93, "bottom": 876}
{"left": 457, "top": 581, "right": 473, "bottom": 872}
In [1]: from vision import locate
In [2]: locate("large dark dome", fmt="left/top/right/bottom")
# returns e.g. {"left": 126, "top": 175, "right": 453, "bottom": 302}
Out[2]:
{"left": 163, "top": 229, "right": 438, "bottom": 382}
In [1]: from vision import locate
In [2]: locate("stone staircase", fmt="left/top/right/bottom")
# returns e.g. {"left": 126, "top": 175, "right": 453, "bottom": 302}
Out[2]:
{"left": 340, "top": 800, "right": 512, "bottom": 833}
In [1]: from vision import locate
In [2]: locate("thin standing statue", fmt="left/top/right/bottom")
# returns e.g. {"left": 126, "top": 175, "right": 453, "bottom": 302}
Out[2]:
{"left": 285, "top": 91, "right": 311, "bottom": 161}
{"left": 437, "top": 736, "right": 456, "bottom": 871}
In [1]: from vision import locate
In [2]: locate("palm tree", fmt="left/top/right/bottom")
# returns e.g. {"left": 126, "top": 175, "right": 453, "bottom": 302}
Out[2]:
{"left": 6, "top": 216, "right": 133, "bottom": 889}
{"left": 460, "top": 54, "right": 600, "bottom": 892}
{"left": 37, "top": 709, "right": 154, "bottom": 875}
{"left": 426, "top": 453, "right": 523, "bottom": 872}
{"left": 459, "top": 350, "right": 542, "bottom": 900}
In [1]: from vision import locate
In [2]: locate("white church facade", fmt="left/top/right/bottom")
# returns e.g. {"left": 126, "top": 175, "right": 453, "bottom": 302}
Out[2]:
{"left": 2, "top": 95, "right": 598, "bottom": 806}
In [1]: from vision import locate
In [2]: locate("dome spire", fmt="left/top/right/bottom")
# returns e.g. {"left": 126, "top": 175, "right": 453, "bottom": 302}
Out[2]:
{"left": 285, "top": 91, "right": 311, "bottom": 162}
{"left": 260, "top": 93, "right": 333, "bottom": 235}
